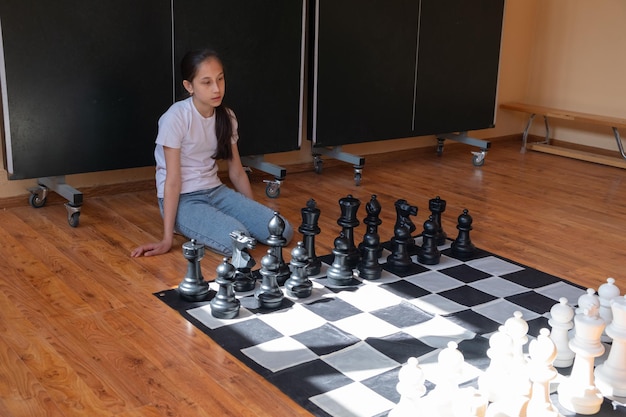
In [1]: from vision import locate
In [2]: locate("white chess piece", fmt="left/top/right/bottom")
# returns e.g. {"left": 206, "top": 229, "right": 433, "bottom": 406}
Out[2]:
{"left": 388, "top": 357, "right": 426, "bottom": 417}
{"left": 504, "top": 311, "right": 531, "bottom": 397}
{"left": 526, "top": 328, "right": 563, "bottom": 417}
{"left": 557, "top": 308, "right": 606, "bottom": 414}
{"left": 422, "top": 341, "right": 464, "bottom": 417}
{"left": 595, "top": 294, "right": 626, "bottom": 398}
{"left": 484, "top": 313, "right": 532, "bottom": 417}
{"left": 549, "top": 297, "right": 575, "bottom": 368}
{"left": 598, "top": 277, "right": 620, "bottom": 328}
{"left": 576, "top": 288, "right": 600, "bottom": 317}
{"left": 452, "top": 387, "right": 488, "bottom": 417}
{"left": 478, "top": 325, "right": 514, "bottom": 402}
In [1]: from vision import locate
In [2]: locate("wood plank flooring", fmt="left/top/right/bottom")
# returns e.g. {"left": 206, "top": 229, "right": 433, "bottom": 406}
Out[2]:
{"left": 0, "top": 137, "right": 624, "bottom": 417}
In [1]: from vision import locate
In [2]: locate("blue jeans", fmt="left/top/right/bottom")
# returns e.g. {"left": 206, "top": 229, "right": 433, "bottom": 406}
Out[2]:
{"left": 159, "top": 185, "right": 294, "bottom": 256}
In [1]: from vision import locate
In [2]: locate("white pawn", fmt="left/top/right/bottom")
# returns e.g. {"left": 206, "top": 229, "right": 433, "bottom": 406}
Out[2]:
{"left": 423, "top": 341, "right": 465, "bottom": 417}
{"left": 526, "top": 328, "right": 563, "bottom": 417}
{"left": 478, "top": 325, "right": 514, "bottom": 402}
{"left": 485, "top": 313, "right": 532, "bottom": 417}
{"left": 504, "top": 311, "right": 531, "bottom": 397}
{"left": 576, "top": 288, "right": 600, "bottom": 317}
{"left": 549, "top": 297, "right": 575, "bottom": 368}
{"left": 595, "top": 294, "right": 626, "bottom": 398}
{"left": 557, "top": 308, "right": 606, "bottom": 415}
{"left": 389, "top": 357, "right": 427, "bottom": 417}
{"left": 452, "top": 388, "right": 488, "bottom": 417}
{"left": 598, "top": 278, "right": 620, "bottom": 328}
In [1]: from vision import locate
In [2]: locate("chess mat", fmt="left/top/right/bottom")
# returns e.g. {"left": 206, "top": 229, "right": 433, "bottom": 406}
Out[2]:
{"left": 156, "top": 238, "right": 625, "bottom": 416}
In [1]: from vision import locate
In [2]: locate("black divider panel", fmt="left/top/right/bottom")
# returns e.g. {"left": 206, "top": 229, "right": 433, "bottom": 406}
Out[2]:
{"left": 309, "top": 0, "right": 505, "bottom": 147}
{"left": 413, "top": 0, "right": 505, "bottom": 135}
{"left": 310, "top": 0, "right": 420, "bottom": 146}
{"left": 0, "top": 0, "right": 172, "bottom": 180}
{"left": 173, "top": 0, "right": 305, "bottom": 157}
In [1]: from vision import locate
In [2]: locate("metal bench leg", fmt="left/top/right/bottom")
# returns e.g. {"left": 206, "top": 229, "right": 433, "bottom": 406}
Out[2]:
{"left": 543, "top": 116, "right": 551, "bottom": 145}
{"left": 613, "top": 127, "right": 626, "bottom": 160}
{"left": 521, "top": 113, "right": 536, "bottom": 153}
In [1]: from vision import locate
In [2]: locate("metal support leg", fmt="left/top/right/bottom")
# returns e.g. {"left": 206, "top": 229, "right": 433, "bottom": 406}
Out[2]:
{"left": 312, "top": 145, "right": 366, "bottom": 186}
{"left": 521, "top": 114, "right": 551, "bottom": 153}
{"left": 612, "top": 127, "right": 626, "bottom": 160}
{"left": 521, "top": 113, "right": 536, "bottom": 153}
{"left": 27, "top": 176, "right": 83, "bottom": 227}
{"left": 240, "top": 155, "right": 287, "bottom": 199}
{"left": 436, "top": 131, "right": 491, "bottom": 166}
{"left": 543, "top": 116, "right": 551, "bottom": 145}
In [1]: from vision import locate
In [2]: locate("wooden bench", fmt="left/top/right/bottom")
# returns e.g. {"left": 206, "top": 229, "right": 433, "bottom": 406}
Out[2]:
{"left": 500, "top": 102, "right": 626, "bottom": 169}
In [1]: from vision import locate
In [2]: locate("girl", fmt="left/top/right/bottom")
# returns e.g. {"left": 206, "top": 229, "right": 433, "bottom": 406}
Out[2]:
{"left": 131, "top": 49, "right": 293, "bottom": 257}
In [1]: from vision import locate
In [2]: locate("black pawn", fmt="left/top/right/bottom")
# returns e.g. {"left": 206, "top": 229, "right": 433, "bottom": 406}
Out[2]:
{"left": 327, "top": 234, "right": 354, "bottom": 286}
{"left": 451, "top": 209, "right": 476, "bottom": 259}
{"left": 267, "top": 212, "right": 290, "bottom": 286}
{"left": 359, "top": 194, "right": 383, "bottom": 258}
{"left": 255, "top": 249, "right": 284, "bottom": 309}
{"left": 418, "top": 216, "right": 441, "bottom": 265}
{"left": 299, "top": 199, "right": 322, "bottom": 276}
{"left": 429, "top": 196, "right": 448, "bottom": 246}
{"left": 177, "top": 239, "right": 210, "bottom": 301}
{"left": 285, "top": 241, "right": 313, "bottom": 298}
{"left": 337, "top": 195, "right": 361, "bottom": 269}
{"left": 210, "top": 258, "right": 240, "bottom": 319}
{"left": 394, "top": 199, "right": 418, "bottom": 256}
{"left": 386, "top": 225, "right": 412, "bottom": 272}
{"left": 358, "top": 231, "right": 382, "bottom": 280}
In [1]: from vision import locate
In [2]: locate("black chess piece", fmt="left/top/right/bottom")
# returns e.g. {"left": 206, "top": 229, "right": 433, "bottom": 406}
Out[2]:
{"left": 229, "top": 230, "right": 257, "bottom": 292}
{"left": 177, "top": 239, "right": 210, "bottom": 301}
{"left": 285, "top": 241, "right": 313, "bottom": 298}
{"left": 386, "top": 225, "right": 412, "bottom": 272}
{"left": 418, "top": 216, "right": 441, "bottom": 265}
{"left": 394, "top": 199, "right": 418, "bottom": 256}
{"left": 267, "top": 211, "right": 290, "bottom": 286}
{"left": 255, "top": 249, "right": 284, "bottom": 309}
{"left": 299, "top": 199, "right": 322, "bottom": 276}
{"left": 337, "top": 194, "right": 361, "bottom": 269}
{"left": 210, "top": 258, "right": 240, "bottom": 319}
{"left": 359, "top": 194, "right": 383, "bottom": 258}
{"left": 429, "top": 196, "right": 448, "bottom": 246}
{"left": 451, "top": 209, "right": 476, "bottom": 259}
{"left": 394, "top": 199, "right": 418, "bottom": 235}
{"left": 358, "top": 231, "right": 383, "bottom": 280}
{"left": 327, "top": 233, "right": 355, "bottom": 286}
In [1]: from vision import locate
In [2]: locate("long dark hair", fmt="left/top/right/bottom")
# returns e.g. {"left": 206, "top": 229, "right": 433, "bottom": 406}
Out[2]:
{"left": 180, "top": 49, "right": 233, "bottom": 160}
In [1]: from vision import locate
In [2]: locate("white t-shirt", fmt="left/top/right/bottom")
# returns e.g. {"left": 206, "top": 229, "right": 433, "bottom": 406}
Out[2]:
{"left": 154, "top": 97, "right": 238, "bottom": 198}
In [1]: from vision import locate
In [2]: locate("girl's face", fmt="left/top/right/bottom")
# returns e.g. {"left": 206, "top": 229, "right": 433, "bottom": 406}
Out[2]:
{"left": 183, "top": 57, "right": 225, "bottom": 117}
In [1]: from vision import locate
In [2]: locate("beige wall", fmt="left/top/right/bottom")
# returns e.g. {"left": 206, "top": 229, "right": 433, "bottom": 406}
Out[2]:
{"left": 1, "top": 0, "right": 584, "bottom": 200}
{"left": 524, "top": 0, "right": 626, "bottom": 149}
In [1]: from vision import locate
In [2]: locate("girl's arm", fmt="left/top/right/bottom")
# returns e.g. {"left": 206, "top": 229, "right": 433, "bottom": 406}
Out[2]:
{"left": 227, "top": 142, "right": 254, "bottom": 200}
{"left": 131, "top": 146, "right": 181, "bottom": 257}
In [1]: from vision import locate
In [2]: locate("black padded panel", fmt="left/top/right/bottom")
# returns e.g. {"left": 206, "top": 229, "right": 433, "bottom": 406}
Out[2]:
{"left": 173, "top": 0, "right": 305, "bottom": 156}
{"left": 310, "top": 0, "right": 420, "bottom": 146}
{"left": 308, "top": 0, "right": 504, "bottom": 147}
{"left": 0, "top": 0, "right": 173, "bottom": 180}
{"left": 412, "top": 0, "right": 504, "bottom": 135}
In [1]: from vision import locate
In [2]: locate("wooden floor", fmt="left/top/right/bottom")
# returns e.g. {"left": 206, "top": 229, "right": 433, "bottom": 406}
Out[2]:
{"left": 0, "top": 137, "right": 624, "bottom": 417}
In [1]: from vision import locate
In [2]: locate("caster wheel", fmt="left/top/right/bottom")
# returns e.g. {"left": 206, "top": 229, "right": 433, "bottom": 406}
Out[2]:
{"left": 354, "top": 172, "right": 362, "bottom": 186}
{"left": 472, "top": 152, "right": 486, "bottom": 167}
{"left": 436, "top": 139, "right": 444, "bottom": 156}
{"left": 314, "top": 158, "right": 323, "bottom": 174}
{"left": 68, "top": 212, "right": 80, "bottom": 227}
{"left": 265, "top": 183, "right": 280, "bottom": 199}
{"left": 29, "top": 192, "right": 47, "bottom": 208}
